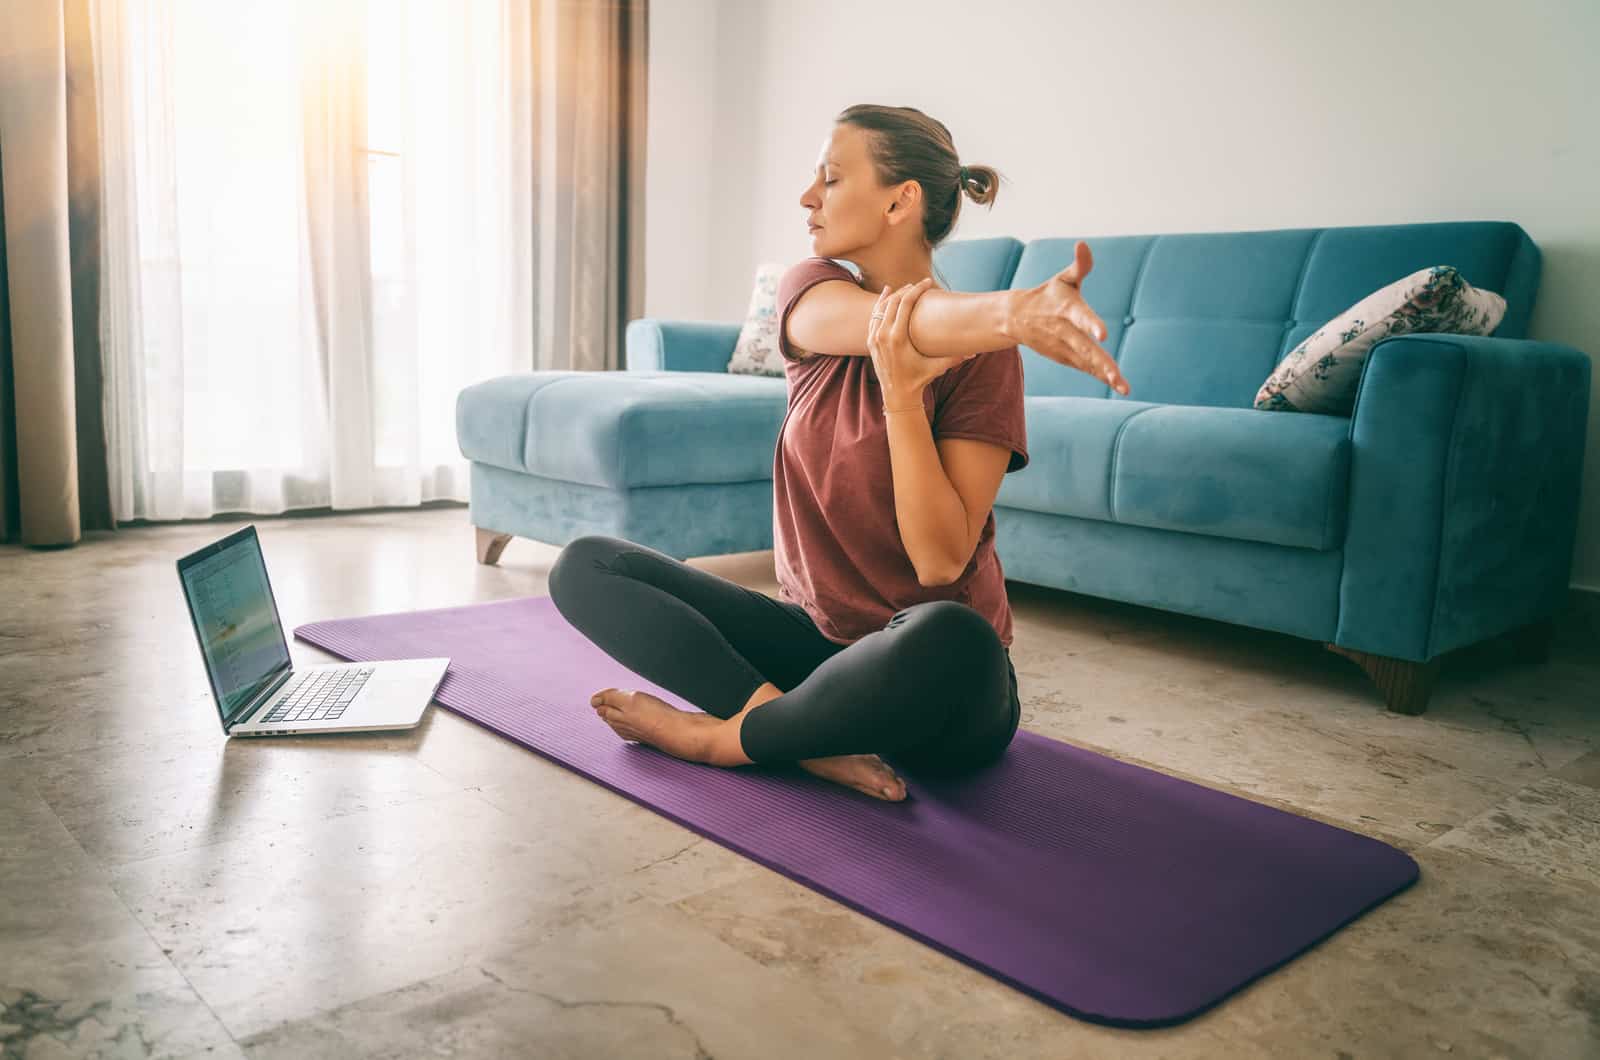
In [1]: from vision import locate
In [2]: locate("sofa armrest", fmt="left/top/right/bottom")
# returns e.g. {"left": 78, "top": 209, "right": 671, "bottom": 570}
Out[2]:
{"left": 625, "top": 319, "right": 741, "bottom": 373}
{"left": 1336, "top": 334, "right": 1591, "bottom": 662}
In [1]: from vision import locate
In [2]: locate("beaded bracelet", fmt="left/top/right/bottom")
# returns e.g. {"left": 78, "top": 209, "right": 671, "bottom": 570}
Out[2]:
{"left": 882, "top": 405, "right": 924, "bottom": 416}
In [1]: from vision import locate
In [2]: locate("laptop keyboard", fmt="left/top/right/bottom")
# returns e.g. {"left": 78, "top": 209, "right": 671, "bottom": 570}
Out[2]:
{"left": 263, "top": 666, "right": 375, "bottom": 724}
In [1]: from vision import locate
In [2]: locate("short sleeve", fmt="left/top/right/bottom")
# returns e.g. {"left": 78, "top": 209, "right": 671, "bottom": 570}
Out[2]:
{"left": 931, "top": 346, "right": 1030, "bottom": 473}
{"left": 776, "top": 257, "right": 859, "bottom": 361}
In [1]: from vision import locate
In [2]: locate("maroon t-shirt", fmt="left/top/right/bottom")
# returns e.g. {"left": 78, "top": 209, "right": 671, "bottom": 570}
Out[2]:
{"left": 771, "top": 256, "right": 1030, "bottom": 647}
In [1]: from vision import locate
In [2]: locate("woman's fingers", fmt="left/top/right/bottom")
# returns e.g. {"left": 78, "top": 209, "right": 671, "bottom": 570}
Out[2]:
{"left": 1061, "top": 285, "right": 1108, "bottom": 344}
{"left": 869, "top": 285, "right": 891, "bottom": 347}
{"left": 873, "top": 286, "right": 904, "bottom": 351}
{"left": 885, "top": 282, "right": 913, "bottom": 335}
{"left": 1097, "top": 348, "right": 1130, "bottom": 393}
{"left": 1053, "top": 320, "right": 1127, "bottom": 392}
{"left": 1052, "top": 242, "right": 1095, "bottom": 287}
{"left": 1076, "top": 307, "right": 1108, "bottom": 343}
{"left": 871, "top": 280, "right": 934, "bottom": 348}
{"left": 893, "top": 279, "right": 931, "bottom": 336}
{"left": 1054, "top": 318, "right": 1110, "bottom": 368}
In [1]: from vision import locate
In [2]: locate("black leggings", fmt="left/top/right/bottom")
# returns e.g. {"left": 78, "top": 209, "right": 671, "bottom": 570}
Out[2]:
{"left": 547, "top": 534, "right": 1020, "bottom": 777}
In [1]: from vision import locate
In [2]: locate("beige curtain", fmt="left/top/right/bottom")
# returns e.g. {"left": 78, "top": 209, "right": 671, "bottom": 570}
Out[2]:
{"left": 535, "top": 0, "right": 649, "bottom": 372}
{"left": 0, "top": 0, "right": 112, "bottom": 547}
{"left": 1, "top": 0, "right": 645, "bottom": 542}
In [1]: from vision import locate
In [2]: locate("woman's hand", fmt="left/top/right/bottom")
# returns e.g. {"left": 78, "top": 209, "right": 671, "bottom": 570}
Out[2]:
{"left": 1005, "top": 241, "right": 1131, "bottom": 396}
{"left": 867, "top": 279, "right": 975, "bottom": 409}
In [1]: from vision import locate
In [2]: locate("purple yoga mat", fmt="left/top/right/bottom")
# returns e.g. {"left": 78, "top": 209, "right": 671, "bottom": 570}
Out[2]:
{"left": 294, "top": 594, "right": 1418, "bottom": 1028}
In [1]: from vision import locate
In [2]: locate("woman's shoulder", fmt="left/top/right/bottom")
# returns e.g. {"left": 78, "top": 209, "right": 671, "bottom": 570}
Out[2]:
{"left": 776, "top": 259, "right": 863, "bottom": 333}
{"left": 781, "top": 257, "right": 861, "bottom": 289}
{"left": 775, "top": 258, "right": 865, "bottom": 365}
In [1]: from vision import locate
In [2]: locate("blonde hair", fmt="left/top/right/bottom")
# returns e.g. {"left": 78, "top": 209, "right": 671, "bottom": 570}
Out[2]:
{"left": 835, "top": 103, "right": 1003, "bottom": 248}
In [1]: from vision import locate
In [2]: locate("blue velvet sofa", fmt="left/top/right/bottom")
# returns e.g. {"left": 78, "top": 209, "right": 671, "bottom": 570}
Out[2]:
{"left": 456, "top": 221, "right": 1590, "bottom": 714}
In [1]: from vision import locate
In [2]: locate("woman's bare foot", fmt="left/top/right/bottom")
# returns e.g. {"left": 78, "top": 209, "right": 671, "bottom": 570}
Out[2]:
{"left": 797, "top": 753, "right": 907, "bottom": 802}
{"left": 590, "top": 687, "right": 723, "bottom": 763}
{"left": 590, "top": 687, "right": 907, "bottom": 802}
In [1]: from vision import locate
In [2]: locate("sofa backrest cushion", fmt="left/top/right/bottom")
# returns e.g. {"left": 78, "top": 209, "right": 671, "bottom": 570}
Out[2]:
{"left": 937, "top": 222, "right": 1539, "bottom": 408}
{"left": 932, "top": 236, "right": 1025, "bottom": 294}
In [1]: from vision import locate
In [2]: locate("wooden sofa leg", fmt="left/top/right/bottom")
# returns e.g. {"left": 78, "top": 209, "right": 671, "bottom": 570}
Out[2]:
{"left": 1325, "top": 643, "right": 1442, "bottom": 716}
{"left": 476, "top": 528, "right": 513, "bottom": 566}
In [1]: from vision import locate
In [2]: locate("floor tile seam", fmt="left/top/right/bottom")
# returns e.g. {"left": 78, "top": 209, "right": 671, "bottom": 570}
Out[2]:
{"left": 222, "top": 965, "right": 464, "bottom": 1047}
{"left": 1016, "top": 735, "right": 1429, "bottom": 852}
{"left": 1398, "top": 781, "right": 1546, "bottom": 843}
{"left": 1024, "top": 714, "right": 1510, "bottom": 819}
{"left": 462, "top": 900, "right": 872, "bottom": 1032}
{"left": 1087, "top": 649, "right": 1578, "bottom": 746}
{"left": 96, "top": 796, "right": 582, "bottom": 1035}
{"left": 229, "top": 960, "right": 501, "bottom": 1046}
{"left": 1253, "top": 704, "right": 1595, "bottom": 778}
{"left": 1249, "top": 713, "right": 1569, "bottom": 787}
{"left": 230, "top": 899, "right": 644, "bottom": 1046}
{"left": 412, "top": 744, "right": 495, "bottom": 795}
{"left": 12, "top": 775, "right": 242, "bottom": 1048}
{"left": 1416, "top": 834, "right": 1600, "bottom": 900}
{"left": 0, "top": 761, "right": 110, "bottom": 867}
{"left": 1553, "top": 760, "right": 1600, "bottom": 793}
{"left": 1432, "top": 771, "right": 1600, "bottom": 830}
{"left": 1011, "top": 727, "right": 1357, "bottom": 814}
{"left": 1025, "top": 673, "right": 1579, "bottom": 805}
{"left": 96, "top": 786, "right": 496, "bottom": 873}
{"left": 103, "top": 888, "right": 238, "bottom": 1049}
{"left": 1034, "top": 648, "right": 1284, "bottom": 717}
{"left": 1017, "top": 626, "right": 1176, "bottom": 650}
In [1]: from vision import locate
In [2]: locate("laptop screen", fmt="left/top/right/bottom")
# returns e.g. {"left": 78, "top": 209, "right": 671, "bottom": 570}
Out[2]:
{"left": 177, "top": 527, "right": 291, "bottom": 723}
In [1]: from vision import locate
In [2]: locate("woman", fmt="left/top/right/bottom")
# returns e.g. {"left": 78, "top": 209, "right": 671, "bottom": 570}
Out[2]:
{"left": 548, "top": 104, "right": 1129, "bottom": 803}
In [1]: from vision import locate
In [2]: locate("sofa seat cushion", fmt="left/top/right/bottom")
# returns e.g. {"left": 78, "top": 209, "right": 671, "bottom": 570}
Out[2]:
{"left": 1113, "top": 405, "right": 1352, "bottom": 550}
{"left": 457, "top": 371, "right": 787, "bottom": 488}
{"left": 999, "top": 399, "right": 1351, "bottom": 551}
{"left": 997, "top": 397, "right": 1155, "bottom": 522}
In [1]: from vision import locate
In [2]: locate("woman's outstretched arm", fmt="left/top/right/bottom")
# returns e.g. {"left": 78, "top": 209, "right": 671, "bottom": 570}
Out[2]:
{"left": 785, "top": 243, "right": 1127, "bottom": 394}
{"left": 785, "top": 280, "right": 1013, "bottom": 359}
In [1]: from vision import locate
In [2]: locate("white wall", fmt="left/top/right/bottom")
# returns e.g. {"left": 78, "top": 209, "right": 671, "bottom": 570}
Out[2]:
{"left": 642, "top": 0, "right": 716, "bottom": 323}
{"left": 647, "top": 0, "right": 1600, "bottom": 589}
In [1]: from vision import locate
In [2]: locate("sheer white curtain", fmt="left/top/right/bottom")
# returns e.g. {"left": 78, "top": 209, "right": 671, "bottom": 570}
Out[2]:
{"left": 93, "top": 0, "right": 534, "bottom": 520}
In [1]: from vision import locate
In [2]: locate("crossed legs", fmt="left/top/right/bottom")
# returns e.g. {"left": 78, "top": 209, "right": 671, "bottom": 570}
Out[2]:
{"left": 548, "top": 535, "right": 1019, "bottom": 796}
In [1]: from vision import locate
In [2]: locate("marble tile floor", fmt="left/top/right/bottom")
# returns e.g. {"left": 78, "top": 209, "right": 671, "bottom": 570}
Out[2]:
{"left": 1, "top": 506, "right": 1597, "bottom": 1059}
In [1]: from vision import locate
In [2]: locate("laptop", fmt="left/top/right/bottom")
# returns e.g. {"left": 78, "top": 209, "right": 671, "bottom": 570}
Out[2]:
{"left": 177, "top": 524, "right": 449, "bottom": 738}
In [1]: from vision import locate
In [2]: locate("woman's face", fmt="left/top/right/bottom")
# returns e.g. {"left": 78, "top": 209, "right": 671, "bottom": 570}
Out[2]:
{"left": 799, "top": 124, "right": 902, "bottom": 258}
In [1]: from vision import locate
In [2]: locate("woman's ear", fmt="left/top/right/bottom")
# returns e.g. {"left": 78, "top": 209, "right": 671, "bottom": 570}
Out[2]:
{"left": 887, "top": 182, "right": 918, "bottom": 219}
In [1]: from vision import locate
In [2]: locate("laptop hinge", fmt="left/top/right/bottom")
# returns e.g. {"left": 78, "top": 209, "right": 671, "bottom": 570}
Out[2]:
{"left": 228, "top": 667, "right": 294, "bottom": 731}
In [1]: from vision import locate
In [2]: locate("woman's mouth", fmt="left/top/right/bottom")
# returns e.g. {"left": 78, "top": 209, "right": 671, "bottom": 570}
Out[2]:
{"left": 808, "top": 223, "right": 821, "bottom": 232}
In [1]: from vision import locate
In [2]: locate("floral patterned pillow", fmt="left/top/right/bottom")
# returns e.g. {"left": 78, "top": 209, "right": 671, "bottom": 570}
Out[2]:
{"left": 1254, "top": 265, "right": 1506, "bottom": 415}
{"left": 726, "top": 263, "right": 787, "bottom": 376}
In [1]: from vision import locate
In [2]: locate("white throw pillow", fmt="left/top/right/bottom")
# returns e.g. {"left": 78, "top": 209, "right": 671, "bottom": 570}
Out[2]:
{"left": 726, "top": 263, "right": 787, "bottom": 376}
{"left": 1255, "top": 265, "right": 1507, "bottom": 415}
